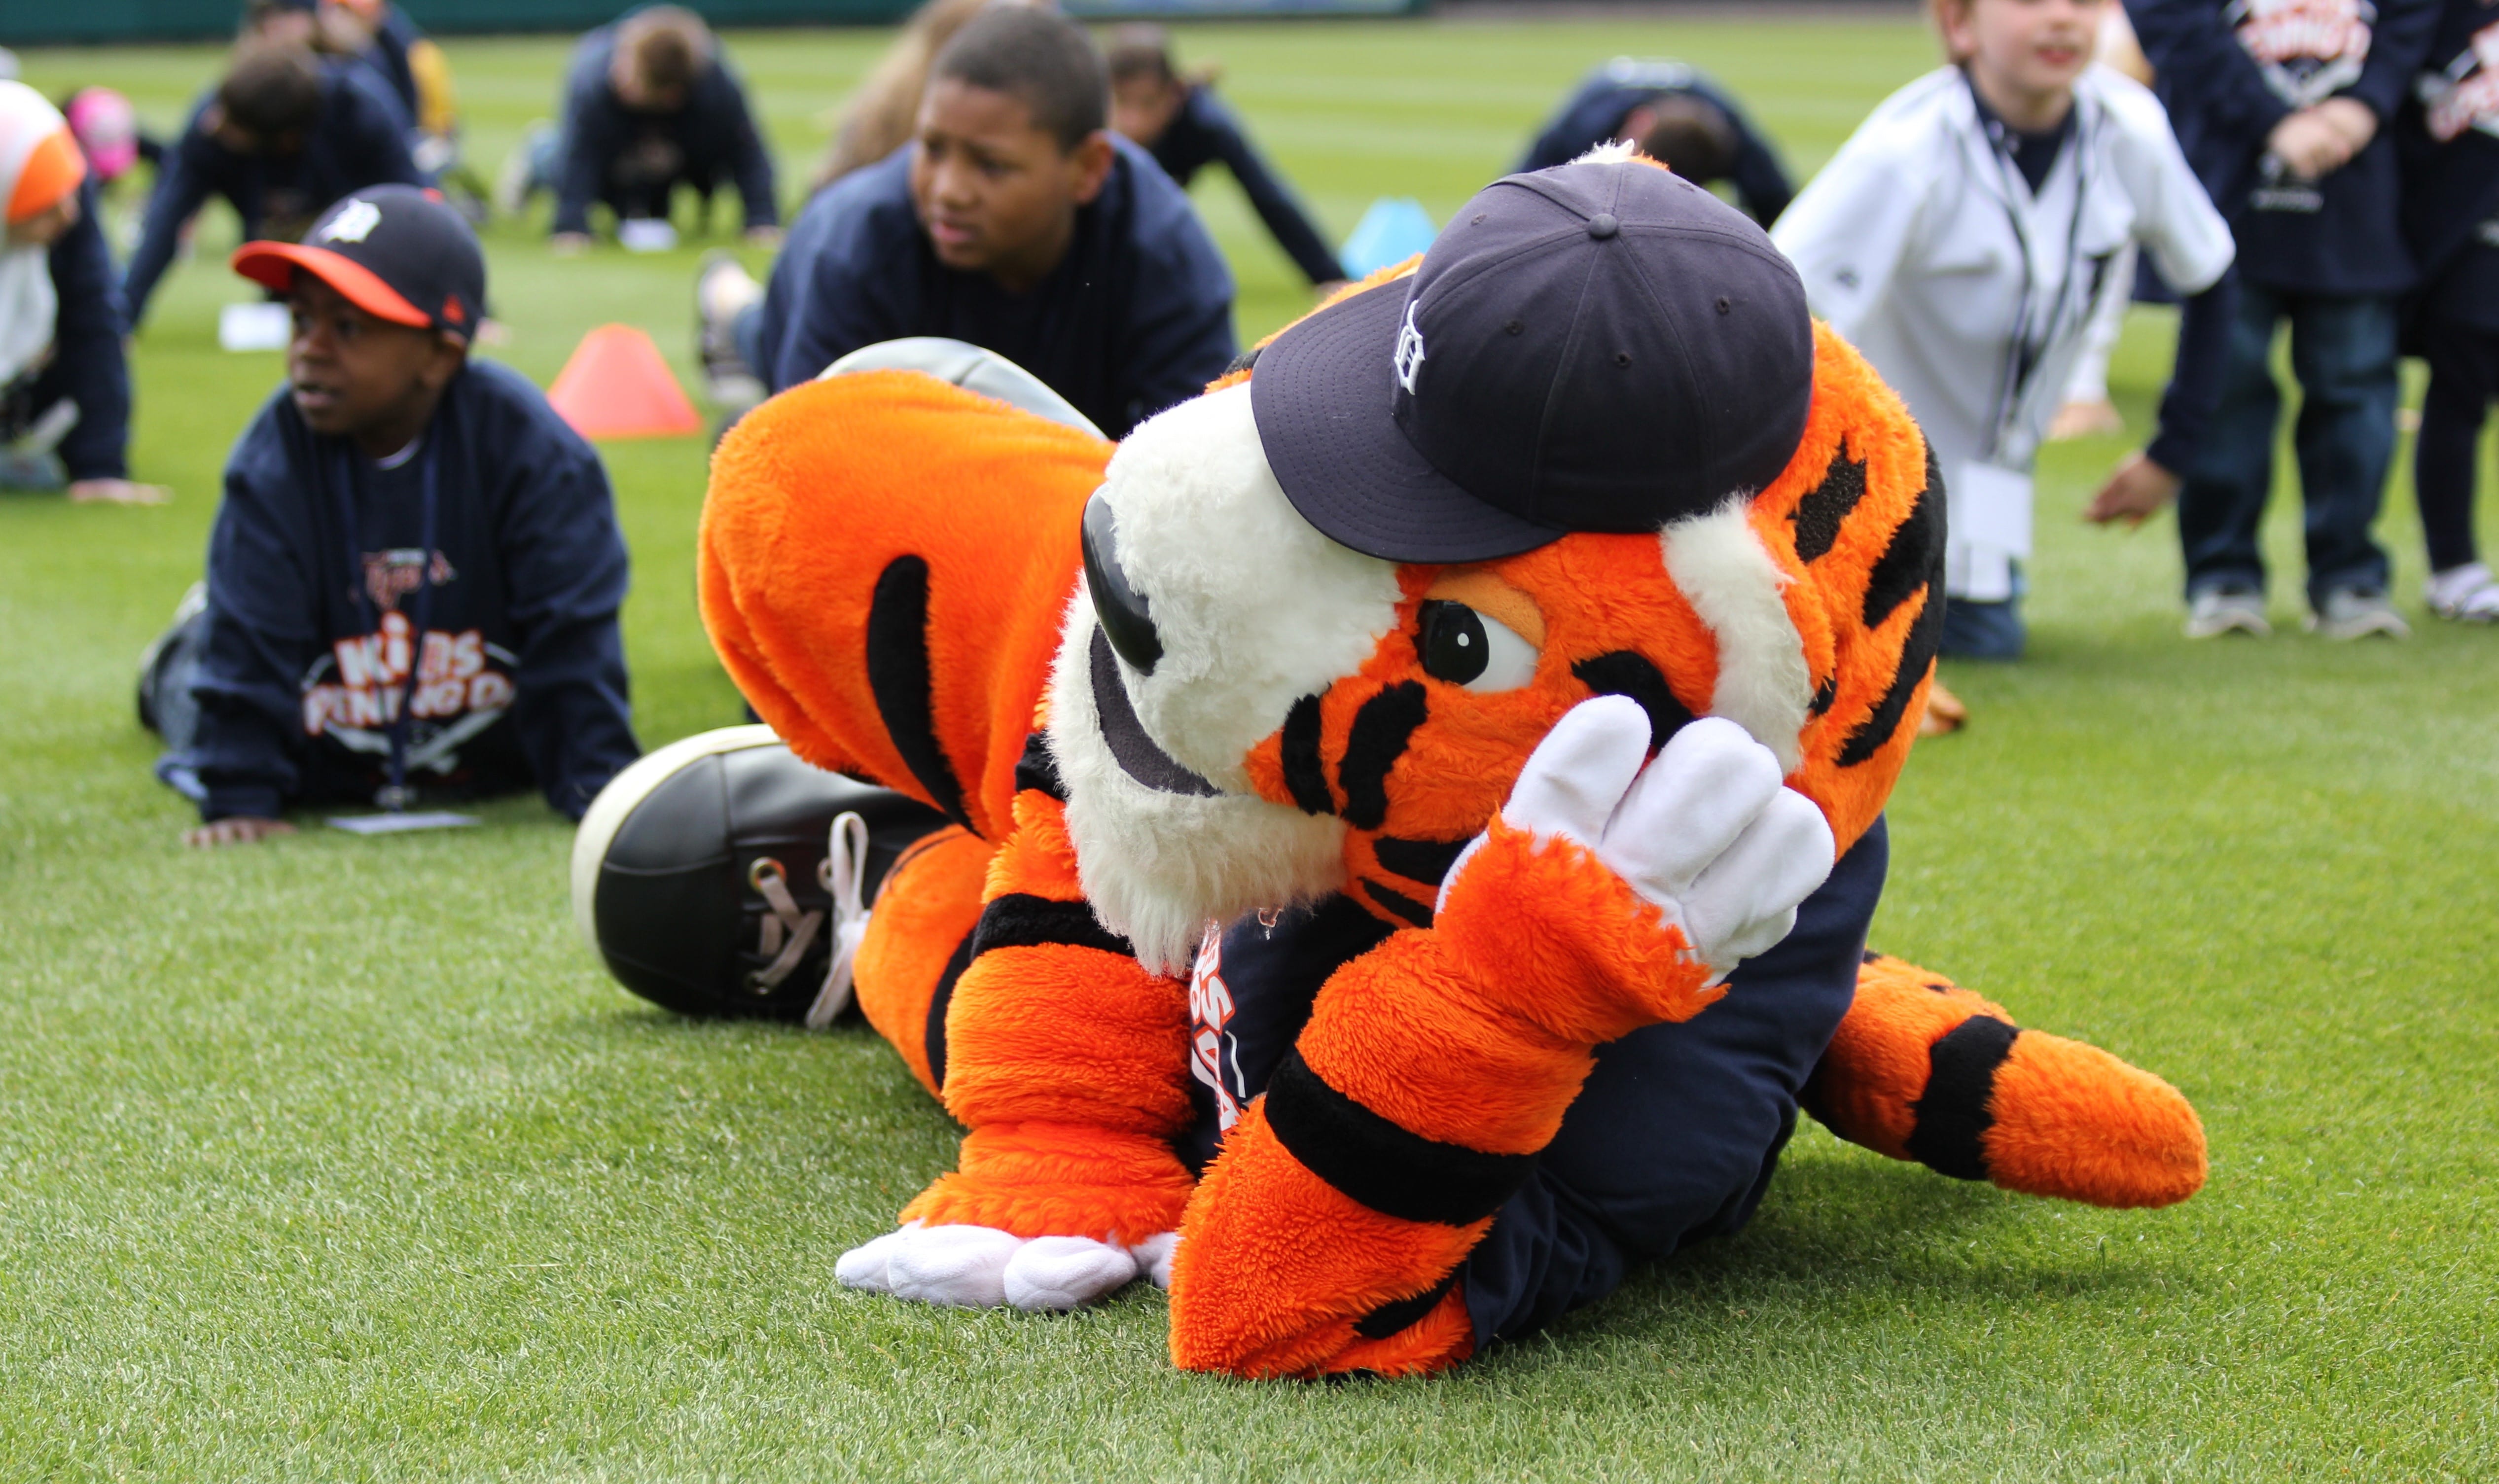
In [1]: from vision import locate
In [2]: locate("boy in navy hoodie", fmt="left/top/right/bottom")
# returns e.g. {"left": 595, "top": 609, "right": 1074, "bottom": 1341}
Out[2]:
{"left": 156, "top": 185, "right": 637, "bottom": 846}
{"left": 2400, "top": 0, "right": 2499, "bottom": 621}
{"left": 2125, "top": 0, "right": 2438, "bottom": 637}
{"left": 122, "top": 41, "right": 422, "bottom": 328}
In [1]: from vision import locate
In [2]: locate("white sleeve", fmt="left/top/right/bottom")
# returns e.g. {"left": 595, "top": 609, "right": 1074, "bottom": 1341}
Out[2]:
{"left": 2093, "top": 71, "right": 2234, "bottom": 296}
{"left": 1769, "top": 122, "right": 1930, "bottom": 343}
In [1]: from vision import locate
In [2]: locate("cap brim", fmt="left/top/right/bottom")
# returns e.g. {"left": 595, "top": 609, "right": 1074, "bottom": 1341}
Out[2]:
{"left": 1250, "top": 279, "right": 1565, "bottom": 565}
{"left": 230, "top": 243, "right": 433, "bottom": 330}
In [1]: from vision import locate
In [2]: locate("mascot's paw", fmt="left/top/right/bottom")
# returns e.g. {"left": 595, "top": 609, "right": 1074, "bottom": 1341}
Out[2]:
{"left": 1129, "top": 1230, "right": 1179, "bottom": 1290}
{"left": 1469, "top": 698, "right": 1835, "bottom": 978}
{"left": 836, "top": 1222, "right": 1172, "bottom": 1310}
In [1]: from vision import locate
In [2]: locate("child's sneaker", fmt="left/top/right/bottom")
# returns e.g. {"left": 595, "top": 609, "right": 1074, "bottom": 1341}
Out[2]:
{"left": 2426, "top": 563, "right": 2499, "bottom": 624}
{"left": 2304, "top": 587, "right": 2410, "bottom": 640}
{"left": 2184, "top": 585, "right": 2270, "bottom": 638}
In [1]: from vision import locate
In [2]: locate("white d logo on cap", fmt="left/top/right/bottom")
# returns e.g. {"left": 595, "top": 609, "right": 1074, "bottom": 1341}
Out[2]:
{"left": 321, "top": 199, "right": 383, "bottom": 245}
{"left": 1393, "top": 301, "right": 1427, "bottom": 394}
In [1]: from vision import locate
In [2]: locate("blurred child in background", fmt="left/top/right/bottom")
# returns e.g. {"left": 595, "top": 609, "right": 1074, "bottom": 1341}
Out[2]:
{"left": 508, "top": 6, "right": 778, "bottom": 253}
{"left": 809, "top": 0, "right": 1018, "bottom": 194}
{"left": 1518, "top": 56, "right": 1795, "bottom": 224}
{"left": 150, "top": 186, "right": 636, "bottom": 846}
{"left": 1776, "top": 0, "right": 2235, "bottom": 673}
{"left": 701, "top": 7, "right": 1234, "bottom": 438}
{"left": 320, "top": 0, "right": 462, "bottom": 175}
{"left": 122, "top": 40, "right": 421, "bottom": 327}
{"left": 2397, "top": 0, "right": 2499, "bottom": 622}
{"left": 0, "top": 82, "right": 160, "bottom": 504}
{"left": 1105, "top": 25, "right": 1343, "bottom": 290}
{"left": 2116, "top": 0, "right": 2439, "bottom": 638}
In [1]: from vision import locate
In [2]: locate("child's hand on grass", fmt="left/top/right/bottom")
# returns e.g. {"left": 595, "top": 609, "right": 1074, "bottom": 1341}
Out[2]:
{"left": 2087, "top": 452, "right": 2180, "bottom": 529}
{"left": 68, "top": 479, "right": 170, "bottom": 506}
{"left": 549, "top": 232, "right": 593, "bottom": 256}
{"left": 183, "top": 817, "right": 297, "bottom": 848}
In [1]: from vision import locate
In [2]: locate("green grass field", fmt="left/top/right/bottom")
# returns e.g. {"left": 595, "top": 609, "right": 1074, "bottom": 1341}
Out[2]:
{"left": 3, "top": 14, "right": 2496, "bottom": 1479}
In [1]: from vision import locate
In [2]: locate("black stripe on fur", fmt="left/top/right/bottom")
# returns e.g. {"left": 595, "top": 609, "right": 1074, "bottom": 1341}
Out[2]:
{"left": 1372, "top": 835, "right": 1470, "bottom": 888}
{"left": 968, "top": 893, "right": 1132, "bottom": 960}
{"left": 866, "top": 556, "right": 972, "bottom": 832}
{"left": 1904, "top": 1014, "right": 2018, "bottom": 1181}
{"left": 1790, "top": 444, "right": 1867, "bottom": 564}
{"left": 1264, "top": 1049, "right": 1537, "bottom": 1226}
{"left": 1836, "top": 582, "right": 1945, "bottom": 767}
{"left": 1281, "top": 693, "right": 1335, "bottom": 815}
{"left": 1361, "top": 877, "right": 1436, "bottom": 929}
{"left": 1354, "top": 1271, "right": 1461, "bottom": 1340}
{"left": 922, "top": 927, "right": 979, "bottom": 1092}
{"left": 1860, "top": 449, "right": 1945, "bottom": 630}
{"left": 1571, "top": 651, "right": 1697, "bottom": 748}
{"left": 1337, "top": 682, "right": 1427, "bottom": 830}
{"left": 1013, "top": 731, "right": 1066, "bottom": 801}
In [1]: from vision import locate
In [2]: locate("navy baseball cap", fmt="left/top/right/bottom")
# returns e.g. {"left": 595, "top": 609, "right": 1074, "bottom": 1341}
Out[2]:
{"left": 1250, "top": 155, "right": 1814, "bottom": 563}
{"left": 231, "top": 185, "right": 486, "bottom": 341}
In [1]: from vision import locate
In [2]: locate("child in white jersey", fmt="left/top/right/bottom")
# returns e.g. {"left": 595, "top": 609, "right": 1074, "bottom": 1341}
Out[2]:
{"left": 1773, "top": 0, "right": 2236, "bottom": 663}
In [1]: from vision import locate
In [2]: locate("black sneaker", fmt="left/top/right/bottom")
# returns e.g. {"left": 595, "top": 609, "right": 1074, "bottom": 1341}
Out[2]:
{"left": 571, "top": 726, "right": 949, "bottom": 1024}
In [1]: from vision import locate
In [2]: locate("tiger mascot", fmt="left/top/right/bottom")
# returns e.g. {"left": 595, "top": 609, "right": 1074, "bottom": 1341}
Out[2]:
{"left": 680, "top": 151, "right": 2205, "bottom": 1378}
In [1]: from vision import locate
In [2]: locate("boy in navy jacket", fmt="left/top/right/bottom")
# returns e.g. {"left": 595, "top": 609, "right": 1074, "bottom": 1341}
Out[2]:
{"left": 1517, "top": 58, "right": 1794, "bottom": 226}
{"left": 1105, "top": 27, "right": 1342, "bottom": 289}
{"left": 157, "top": 186, "right": 637, "bottom": 846}
{"left": 2127, "top": 0, "right": 2439, "bottom": 637}
{"left": 547, "top": 6, "right": 778, "bottom": 250}
{"left": 123, "top": 42, "right": 421, "bottom": 329}
{"left": 2400, "top": 0, "right": 2499, "bottom": 621}
{"left": 714, "top": 7, "right": 1234, "bottom": 440}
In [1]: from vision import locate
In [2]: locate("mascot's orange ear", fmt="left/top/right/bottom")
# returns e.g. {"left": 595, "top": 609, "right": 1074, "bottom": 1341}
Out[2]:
{"left": 699, "top": 370, "right": 1112, "bottom": 843}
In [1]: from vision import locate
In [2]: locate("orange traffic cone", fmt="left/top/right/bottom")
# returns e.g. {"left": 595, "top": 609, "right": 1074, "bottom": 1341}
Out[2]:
{"left": 546, "top": 323, "right": 704, "bottom": 439}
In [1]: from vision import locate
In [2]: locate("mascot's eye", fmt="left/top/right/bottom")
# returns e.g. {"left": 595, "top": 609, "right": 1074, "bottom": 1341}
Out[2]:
{"left": 1417, "top": 601, "right": 1539, "bottom": 693}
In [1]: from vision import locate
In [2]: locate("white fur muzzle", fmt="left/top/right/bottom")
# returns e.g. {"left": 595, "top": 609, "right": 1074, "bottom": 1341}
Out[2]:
{"left": 1047, "top": 384, "right": 1400, "bottom": 975}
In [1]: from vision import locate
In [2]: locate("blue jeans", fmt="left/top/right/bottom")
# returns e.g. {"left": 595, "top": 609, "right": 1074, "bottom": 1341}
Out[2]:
{"left": 2176, "top": 283, "right": 2397, "bottom": 607}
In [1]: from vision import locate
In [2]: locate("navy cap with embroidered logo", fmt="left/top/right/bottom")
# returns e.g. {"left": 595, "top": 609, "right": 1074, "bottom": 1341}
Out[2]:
{"left": 231, "top": 185, "right": 487, "bottom": 342}
{"left": 1250, "top": 153, "right": 1814, "bottom": 563}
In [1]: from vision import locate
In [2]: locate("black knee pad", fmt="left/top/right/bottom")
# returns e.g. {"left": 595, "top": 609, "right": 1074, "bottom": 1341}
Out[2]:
{"left": 571, "top": 726, "right": 949, "bottom": 1021}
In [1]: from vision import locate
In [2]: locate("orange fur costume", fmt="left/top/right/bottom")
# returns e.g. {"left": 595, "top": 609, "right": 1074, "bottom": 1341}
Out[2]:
{"left": 698, "top": 256, "right": 2204, "bottom": 1379}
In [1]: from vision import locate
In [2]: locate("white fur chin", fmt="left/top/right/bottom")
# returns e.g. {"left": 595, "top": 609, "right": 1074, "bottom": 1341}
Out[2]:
{"left": 1046, "top": 594, "right": 1347, "bottom": 976}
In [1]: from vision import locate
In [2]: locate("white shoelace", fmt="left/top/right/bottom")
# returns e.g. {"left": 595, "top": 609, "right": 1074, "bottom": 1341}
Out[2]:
{"left": 809, "top": 812, "right": 871, "bottom": 1028}
{"left": 743, "top": 811, "right": 872, "bottom": 1028}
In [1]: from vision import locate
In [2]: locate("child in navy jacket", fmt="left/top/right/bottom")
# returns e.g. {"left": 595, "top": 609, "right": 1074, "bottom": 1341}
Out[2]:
{"left": 2126, "top": 0, "right": 2439, "bottom": 637}
{"left": 155, "top": 187, "right": 637, "bottom": 846}
{"left": 1105, "top": 28, "right": 1342, "bottom": 289}
{"left": 123, "top": 43, "right": 421, "bottom": 329}
{"left": 2400, "top": 0, "right": 2499, "bottom": 622}
{"left": 547, "top": 6, "right": 779, "bottom": 249}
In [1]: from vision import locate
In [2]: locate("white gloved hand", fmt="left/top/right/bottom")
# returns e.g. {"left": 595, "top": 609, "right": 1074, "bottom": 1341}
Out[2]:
{"left": 835, "top": 1222, "right": 1169, "bottom": 1311}
{"left": 1455, "top": 697, "right": 1836, "bottom": 980}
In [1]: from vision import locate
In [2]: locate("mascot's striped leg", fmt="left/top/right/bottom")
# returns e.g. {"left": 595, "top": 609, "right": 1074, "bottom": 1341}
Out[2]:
{"left": 701, "top": 370, "right": 1196, "bottom": 1247}
{"left": 1803, "top": 954, "right": 2206, "bottom": 1207}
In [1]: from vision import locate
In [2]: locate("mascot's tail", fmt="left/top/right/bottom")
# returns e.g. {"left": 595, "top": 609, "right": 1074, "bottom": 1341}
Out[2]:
{"left": 698, "top": 369, "right": 1112, "bottom": 846}
{"left": 1803, "top": 954, "right": 2206, "bottom": 1208}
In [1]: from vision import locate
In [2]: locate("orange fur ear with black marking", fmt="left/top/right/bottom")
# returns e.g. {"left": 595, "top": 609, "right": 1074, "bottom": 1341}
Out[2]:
{"left": 700, "top": 370, "right": 1110, "bottom": 843}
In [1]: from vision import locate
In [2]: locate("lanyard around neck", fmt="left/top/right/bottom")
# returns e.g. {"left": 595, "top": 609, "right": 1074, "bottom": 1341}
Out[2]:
{"left": 333, "top": 429, "right": 443, "bottom": 813}
{"left": 1961, "top": 73, "right": 2094, "bottom": 461}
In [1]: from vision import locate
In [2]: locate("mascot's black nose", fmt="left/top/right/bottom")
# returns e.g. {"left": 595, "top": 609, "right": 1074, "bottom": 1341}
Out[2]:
{"left": 1081, "top": 493, "right": 1163, "bottom": 675}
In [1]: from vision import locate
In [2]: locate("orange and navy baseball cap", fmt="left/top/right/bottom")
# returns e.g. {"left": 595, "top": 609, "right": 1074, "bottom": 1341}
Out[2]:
{"left": 231, "top": 185, "right": 486, "bottom": 342}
